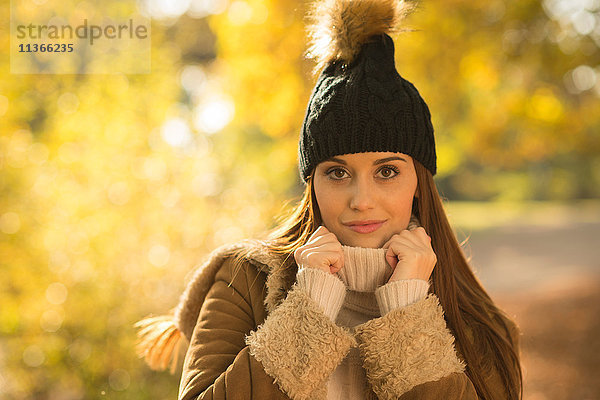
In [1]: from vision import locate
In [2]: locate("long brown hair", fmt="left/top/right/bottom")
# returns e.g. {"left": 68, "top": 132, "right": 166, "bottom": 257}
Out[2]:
{"left": 233, "top": 160, "right": 522, "bottom": 400}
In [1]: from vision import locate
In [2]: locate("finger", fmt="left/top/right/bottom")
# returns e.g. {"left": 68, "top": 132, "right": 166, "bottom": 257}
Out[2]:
{"left": 315, "top": 225, "right": 330, "bottom": 233}
{"left": 388, "top": 239, "right": 437, "bottom": 267}
{"left": 385, "top": 241, "right": 417, "bottom": 269}
{"left": 385, "top": 249, "right": 398, "bottom": 270}
{"left": 410, "top": 226, "right": 432, "bottom": 245}
{"left": 297, "top": 240, "right": 341, "bottom": 259}
{"left": 330, "top": 262, "right": 343, "bottom": 274}
{"left": 381, "top": 235, "right": 393, "bottom": 250}
{"left": 309, "top": 241, "right": 343, "bottom": 254}
{"left": 383, "top": 228, "right": 423, "bottom": 249}
{"left": 303, "top": 249, "right": 344, "bottom": 272}
{"left": 389, "top": 230, "right": 423, "bottom": 249}
{"left": 304, "top": 241, "right": 344, "bottom": 263}
{"left": 308, "top": 225, "right": 330, "bottom": 241}
{"left": 381, "top": 233, "right": 402, "bottom": 249}
{"left": 382, "top": 234, "right": 416, "bottom": 262}
{"left": 307, "top": 229, "right": 338, "bottom": 246}
{"left": 386, "top": 240, "right": 419, "bottom": 257}
{"left": 397, "top": 228, "right": 433, "bottom": 249}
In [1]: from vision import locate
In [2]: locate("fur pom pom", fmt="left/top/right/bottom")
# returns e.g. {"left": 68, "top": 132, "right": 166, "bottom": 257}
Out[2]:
{"left": 307, "top": 0, "right": 416, "bottom": 73}
{"left": 135, "top": 315, "right": 184, "bottom": 374}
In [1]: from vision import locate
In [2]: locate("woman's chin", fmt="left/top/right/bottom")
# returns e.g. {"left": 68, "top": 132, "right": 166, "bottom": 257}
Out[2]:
{"left": 339, "top": 236, "right": 385, "bottom": 249}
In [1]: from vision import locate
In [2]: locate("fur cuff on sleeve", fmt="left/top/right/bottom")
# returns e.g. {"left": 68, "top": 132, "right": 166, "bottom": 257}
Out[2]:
{"left": 354, "top": 294, "right": 465, "bottom": 400}
{"left": 245, "top": 284, "right": 356, "bottom": 400}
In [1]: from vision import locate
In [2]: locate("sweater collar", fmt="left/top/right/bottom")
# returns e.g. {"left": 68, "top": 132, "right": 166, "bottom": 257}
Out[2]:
{"left": 337, "top": 245, "right": 391, "bottom": 292}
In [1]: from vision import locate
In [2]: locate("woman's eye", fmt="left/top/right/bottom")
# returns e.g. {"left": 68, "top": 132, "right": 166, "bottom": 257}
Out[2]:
{"left": 377, "top": 166, "right": 400, "bottom": 179}
{"left": 327, "top": 168, "right": 348, "bottom": 180}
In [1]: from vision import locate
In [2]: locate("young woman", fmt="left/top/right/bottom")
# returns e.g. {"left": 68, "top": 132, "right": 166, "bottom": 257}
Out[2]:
{"left": 136, "top": 1, "right": 522, "bottom": 399}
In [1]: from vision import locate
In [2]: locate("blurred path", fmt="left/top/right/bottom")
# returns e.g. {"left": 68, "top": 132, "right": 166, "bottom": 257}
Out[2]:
{"left": 459, "top": 216, "right": 600, "bottom": 400}
{"left": 465, "top": 221, "right": 600, "bottom": 294}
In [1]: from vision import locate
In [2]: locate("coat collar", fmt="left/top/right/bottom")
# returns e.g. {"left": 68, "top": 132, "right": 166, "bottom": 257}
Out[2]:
{"left": 174, "top": 238, "right": 297, "bottom": 341}
{"left": 238, "top": 239, "right": 298, "bottom": 314}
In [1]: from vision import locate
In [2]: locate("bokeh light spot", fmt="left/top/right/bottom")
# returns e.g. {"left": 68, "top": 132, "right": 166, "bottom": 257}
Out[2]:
{"left": 527, "top": 88, "right": 564, "bottom": 122}
{"left": 228, "top": 1, "right": 252, "bottom": 25}
{"left": 68, "top": 339, "right": 92, "bottom": 363}
{"left": 572, "top": 10, "right": 596, "bottom": 35}
{"left": 193, "top": 98, "right": 234, "bottom": 134}
{"left": 148, "top": 244, "right": 171, "bottom": 267}
{"left": 161, "top": 118, "right": 193, "bottom": 148}
{"left": 188, "top": 0, "right": 228, "bottom": 18}
{"left": 572, "top": 65, "right": 597, "bottom": 91}
{"left": 40, "top": 308, "right": 64, "bottom": 332}
{"left": 180, "top": 65, "right": 206, "bottom": 94}
{"left": 23, "top": 345, "right": 45, "bottom": 367}
{"left": 46, "top": 282, "right": 68, "bottom": 305}
{"left": 144, "top": 0, "right": 192, "bottom": 19}
{"left": 109, "top": 369, "right": 131, "bottom": 391}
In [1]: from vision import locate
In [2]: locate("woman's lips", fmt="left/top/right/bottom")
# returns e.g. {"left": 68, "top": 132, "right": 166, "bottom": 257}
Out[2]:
{"left": 346, "top": 221, "right": 385, "bottom": 234}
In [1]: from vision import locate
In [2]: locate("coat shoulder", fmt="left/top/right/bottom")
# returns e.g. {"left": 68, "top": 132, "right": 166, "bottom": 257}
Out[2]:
{"left": 217, "top": 238, "right": 287, "bottom": 273}
{"left": 220, "top": 239, "right": 298, "bottom": 314}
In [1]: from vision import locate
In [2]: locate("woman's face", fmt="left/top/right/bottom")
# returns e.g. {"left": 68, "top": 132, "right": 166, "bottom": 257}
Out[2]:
{"left": 313, "top": 152, "right": 418, "bottom": 248}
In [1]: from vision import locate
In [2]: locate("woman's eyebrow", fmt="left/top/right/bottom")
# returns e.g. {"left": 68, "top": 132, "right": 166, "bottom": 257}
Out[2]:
{"left": 325, "top": 156, "right": 407, "bottom": 165}
{"left": 373, "top": 156, "right": 407, "bottom": 165}
{"left": 324, "top": 157, "right": 348, "bottom": 164}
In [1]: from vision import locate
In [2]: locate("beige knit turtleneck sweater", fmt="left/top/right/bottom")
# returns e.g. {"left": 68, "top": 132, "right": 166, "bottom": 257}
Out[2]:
{"left": 295, "top": 245, "right": 430, "bottom": 400}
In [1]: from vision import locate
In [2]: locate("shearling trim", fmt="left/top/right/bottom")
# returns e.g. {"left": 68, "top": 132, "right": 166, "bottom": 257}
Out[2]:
{"left": 174, "top": 241, "right": 241, "bottom": 340}
{"left": 264, "top": 253, "right": 298, "bottom": 313}
{"left": 246, "top": 284, "right": 356, "bottom": 400}
{"left": 240, "top": 239, "right": 284, "bottom": 271}
{"left": 354, "top": 294, "right": 465, "bottom": 399}
{"left": 174, "top": 239, "right": 277, "bottom": 340}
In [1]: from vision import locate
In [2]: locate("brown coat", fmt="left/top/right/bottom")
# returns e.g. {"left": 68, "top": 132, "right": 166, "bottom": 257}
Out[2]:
{"left": 143, "top": 239, "right": 518, "bottom": 400}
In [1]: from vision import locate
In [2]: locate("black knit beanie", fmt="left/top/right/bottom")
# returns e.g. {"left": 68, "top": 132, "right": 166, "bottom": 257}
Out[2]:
{"left": 298, "top": 1, "right": 437, "bottom": 183}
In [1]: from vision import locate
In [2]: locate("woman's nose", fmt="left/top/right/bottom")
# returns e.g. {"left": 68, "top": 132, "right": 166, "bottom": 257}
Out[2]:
{"left": 349, "top": 179, "right": 374, "bottom": 211}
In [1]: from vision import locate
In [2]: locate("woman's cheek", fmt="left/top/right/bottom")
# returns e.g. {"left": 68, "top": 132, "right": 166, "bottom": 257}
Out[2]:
{"left": 317, "top": 187, "right": 340, "bottom": 224}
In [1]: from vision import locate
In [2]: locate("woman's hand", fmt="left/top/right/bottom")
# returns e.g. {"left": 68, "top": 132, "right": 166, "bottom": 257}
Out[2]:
{"left": 293, "top": 226, "right": 344, "bottom": 275}
{"left": 382, "top": 226, "right": 437, "bottom": 282}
